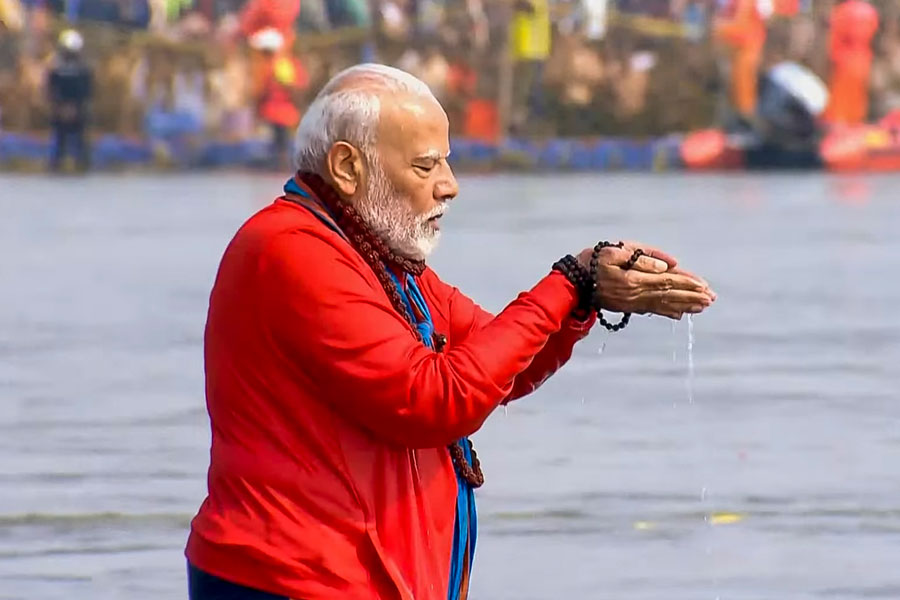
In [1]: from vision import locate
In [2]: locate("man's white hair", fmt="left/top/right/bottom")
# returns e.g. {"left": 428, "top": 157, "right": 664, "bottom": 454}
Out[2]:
{"left": 293, "top": 63, "right": 435, "bottom": 174}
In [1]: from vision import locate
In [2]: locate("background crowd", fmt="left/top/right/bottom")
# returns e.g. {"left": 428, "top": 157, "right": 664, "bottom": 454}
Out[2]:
{"left": 2, "top": 0, "right": 900, "bottom": 167}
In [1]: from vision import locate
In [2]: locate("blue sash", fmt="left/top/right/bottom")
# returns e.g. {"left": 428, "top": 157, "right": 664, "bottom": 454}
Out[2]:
{"left": 385, "top": 269, "right": 477, "bottom": 600}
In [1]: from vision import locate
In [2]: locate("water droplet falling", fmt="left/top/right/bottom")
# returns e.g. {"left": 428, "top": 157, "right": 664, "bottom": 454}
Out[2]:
{"left": 671, "top": 320, "right": 677, "bottom": 363}
{"left": 686, "top": 315, "right": 695, "bottom": 404}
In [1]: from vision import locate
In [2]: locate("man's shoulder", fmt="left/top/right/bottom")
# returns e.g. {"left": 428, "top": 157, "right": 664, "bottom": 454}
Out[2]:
{"left": 231, "top": 198, "right": 349, "bottom": 258}
{"left": 213, "top": 198, "right": 369, "bottom": 300}
{"left": 419, "top": 266, "right": 448, "bottom": 288}
{"left": 419, "top": 267, "right": 463, "bottom": 305}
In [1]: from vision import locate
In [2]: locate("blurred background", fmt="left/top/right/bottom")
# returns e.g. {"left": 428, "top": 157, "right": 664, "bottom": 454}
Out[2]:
{"left": 1, "top": 1, "right": 899, "bottom": 600}
{"left": 1, "top": 0, "right": 900, "bottom": 171}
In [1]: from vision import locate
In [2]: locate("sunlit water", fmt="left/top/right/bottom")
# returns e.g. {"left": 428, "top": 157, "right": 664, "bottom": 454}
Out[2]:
{"left": 2, "top": 172, "right": 899, "bottom": 600}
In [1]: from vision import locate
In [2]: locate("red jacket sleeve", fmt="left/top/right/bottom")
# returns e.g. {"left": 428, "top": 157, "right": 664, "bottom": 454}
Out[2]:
{"left": 257, "top": 228, "right": 581, "bottom": 449}
{"left": 420, "top": 270, "right": 595, "bottom": 403}
{"left": 506, "top": 312, "right": 595, "bottom": 402}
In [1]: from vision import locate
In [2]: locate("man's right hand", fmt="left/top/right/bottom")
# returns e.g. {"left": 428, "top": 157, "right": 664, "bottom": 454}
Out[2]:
{"left": 576, "top": 243, "right": 716, "bottom": 320}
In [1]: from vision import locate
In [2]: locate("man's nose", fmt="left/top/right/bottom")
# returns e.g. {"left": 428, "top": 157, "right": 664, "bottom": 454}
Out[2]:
{"left": 435, "top": 163, "right": 459, "bottom": 202}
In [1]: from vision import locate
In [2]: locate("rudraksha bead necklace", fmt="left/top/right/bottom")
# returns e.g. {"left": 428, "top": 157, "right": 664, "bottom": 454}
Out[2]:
{"left": 295, "top": 172, "right": 484, "bottom": 488}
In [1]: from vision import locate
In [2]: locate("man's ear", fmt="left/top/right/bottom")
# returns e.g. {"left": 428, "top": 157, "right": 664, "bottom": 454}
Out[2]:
{"left": 325, "top": 142, "right": 364, "bottom": 198}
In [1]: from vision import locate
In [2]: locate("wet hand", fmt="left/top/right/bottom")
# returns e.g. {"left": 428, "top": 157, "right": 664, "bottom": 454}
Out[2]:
{"left": 577, "top": 243, "right": 716, "bottom": 320}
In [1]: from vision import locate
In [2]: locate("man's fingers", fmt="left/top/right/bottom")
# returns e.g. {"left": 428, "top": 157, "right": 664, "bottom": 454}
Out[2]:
{"left": 664, "top": 267, "right": 718, "bottom": 303}
{"left": 631, "top": 255, "right": 668, "bottom": 274}
{"left": 653, "top": 299, "right": 709, "bottom": 320}
{"left": 628, "top": 270, "right": 710, "bottom": 293}
{"left": 656, "top": 308, "right": 684, "bottom": 320}
{"left": 669, "top": 266, "right": 714, "bottom": 295}
{"left": 623, "top": 240, "right": 678, "bottom": 269}
{"left": 616, "top": 242, "right": 716, "bottom": 299}
{"left": 662, "top": 289, "right": 714, "bottom": 303}
{"left": 643, "top": 247, "right": 678, "bottom": 269}
{"left": 657, "top": 289, "right": 714, "bottom": 309}
{"left": 665, "top": 300, "right": 712, "bottom": 314}
{"left": 602, "top": 247, "right": 672, "bottom": 274}
{"left": 599, "top": 246, "right": 637, "bottom": 267}
{"left": 600, "top": 244, "right": 684, "bottom": 276}
{"left": 665, "top": 273, "right": 713, "bottom": 294}
{"left": 660, "top": 303, "right": 706, "bottom": 319}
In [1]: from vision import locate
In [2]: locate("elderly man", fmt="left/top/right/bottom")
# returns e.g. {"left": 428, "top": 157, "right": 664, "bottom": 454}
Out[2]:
{"left": 185, "top": 64, "right": 715, "bottom": 600}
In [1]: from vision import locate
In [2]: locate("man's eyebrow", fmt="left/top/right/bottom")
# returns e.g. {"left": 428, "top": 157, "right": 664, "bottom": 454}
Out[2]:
{"left": 413, "top": 150, "right": 448, "bottom": 162}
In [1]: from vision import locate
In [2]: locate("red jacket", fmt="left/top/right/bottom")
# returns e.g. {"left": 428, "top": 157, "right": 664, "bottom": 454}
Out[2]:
{"left": 185, "top": 191, "right": 595, "bottom": 599}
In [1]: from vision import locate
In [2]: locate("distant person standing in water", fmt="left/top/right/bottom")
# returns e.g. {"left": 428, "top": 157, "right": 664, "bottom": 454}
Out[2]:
{"left": 47, "top": 29, "right": 93, "bottom": 172}
{"left": 713, "top": 0, "right": 769, "bottom": 122}
{"left": 250, "top": 27, "right": 307, "bottom": 170}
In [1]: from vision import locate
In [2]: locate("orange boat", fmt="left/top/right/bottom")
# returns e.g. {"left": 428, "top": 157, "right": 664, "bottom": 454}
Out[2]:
{"left": 683, "top": 110, "right": 900, "bottom": 172}
{"left": 682, "top": 59, "right": 900, "bottom": 172}
{"left": 820, "top": 113, "right": 900, "bottom": 171}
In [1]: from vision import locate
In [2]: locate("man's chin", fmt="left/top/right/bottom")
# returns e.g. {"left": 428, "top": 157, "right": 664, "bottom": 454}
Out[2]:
{"left": 416, "top": 231, "right": 441, "bottom": 260}
{"left": 393, "top": 232, "right": 440, "bottom": 262}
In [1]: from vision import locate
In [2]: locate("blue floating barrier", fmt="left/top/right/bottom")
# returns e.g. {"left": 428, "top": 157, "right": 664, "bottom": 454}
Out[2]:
{"left": 198, "top": 140, "right": 263, "bottom": 167}
{"left": 0, "top": 133, "right": 12, "bottom": 162}
{"left": 449, "top": 138, "right": 475, "bottom": 165}
{"left": 199, "top": 142, "right": 225, "bottom": 167}
{"left": 91, "top": 135, "right": 153, "bottom": 167}
{"left": 589, "top": 140, "right": 617, "bottom": 170}
{"left": 538, "top": 139, "right": 572, "bottom": 170}
{"left": 501, "top": 138, "right": 541, "bottom": 168}
{"left": 618, "top": 140, "right": 654, "bottom": 170}
{"left": 0, "top": 132, "right": 51, "bottom": 163}
{"left": 450, "top": 138, "right": 500, "bottom": 168}
{"left": 657, "top": 135, "right": 685, "bottom": 169}
{"left": 568, "top": 141, "right": 593, "bottom": 170}
{"left": 470, "top": 141, "right": 499, "bottom": 164}
{"left": 3, "top": 128, "right": 691, "bottom": 173}
{"left": 638, "top": 141, "right": 656, "bottom": 169}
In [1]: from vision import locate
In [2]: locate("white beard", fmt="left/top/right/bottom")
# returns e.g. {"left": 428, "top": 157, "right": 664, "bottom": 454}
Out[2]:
{"left": 355, "top": 157, "right": 443, "bottom": 261}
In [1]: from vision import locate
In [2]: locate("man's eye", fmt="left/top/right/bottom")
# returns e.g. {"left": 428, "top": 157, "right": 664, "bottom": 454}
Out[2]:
{"left": 414, "top": 163, "right": 435, "bottom": 173}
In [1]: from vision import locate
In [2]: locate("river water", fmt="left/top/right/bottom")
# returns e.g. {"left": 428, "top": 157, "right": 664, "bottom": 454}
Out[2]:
{"left": 1, "top": 172, "right": 898, "bottom": 600}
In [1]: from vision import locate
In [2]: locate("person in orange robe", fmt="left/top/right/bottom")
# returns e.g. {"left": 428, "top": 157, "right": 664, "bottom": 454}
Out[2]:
{"left": 714, "top": 0, "right": 768, "bottom": 118}
{"left": 824, "top": 0, "right": 880, "bottom": 126}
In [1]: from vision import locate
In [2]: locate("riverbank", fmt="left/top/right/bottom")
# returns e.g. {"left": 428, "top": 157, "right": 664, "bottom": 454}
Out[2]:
{"left": 0, "top": 131, "right": 686, "bottom": 173}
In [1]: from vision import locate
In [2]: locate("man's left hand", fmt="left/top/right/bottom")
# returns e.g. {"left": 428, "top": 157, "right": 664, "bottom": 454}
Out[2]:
{"left": 621, "top": 240, "right": 717, "bottom": 302}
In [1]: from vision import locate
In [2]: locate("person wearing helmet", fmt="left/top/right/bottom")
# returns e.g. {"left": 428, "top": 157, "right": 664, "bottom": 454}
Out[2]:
{"left": 757, "top": 61, "right": 829, "bottom": 149}
{"left": 47, "top": 29, "right": 93, "bottom": 172}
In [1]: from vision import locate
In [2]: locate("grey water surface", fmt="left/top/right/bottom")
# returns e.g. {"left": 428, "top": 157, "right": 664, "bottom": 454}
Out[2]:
{"left": 1, "top": 172, "right": 898, "bottom": 600}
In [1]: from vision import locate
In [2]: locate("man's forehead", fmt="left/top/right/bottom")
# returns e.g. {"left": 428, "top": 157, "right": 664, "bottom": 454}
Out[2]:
{"left": 377, "top": 93, "right": 450, "bottom": 155}
{"left": 379, "top": 92, "right": 445, "bottom": 125}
